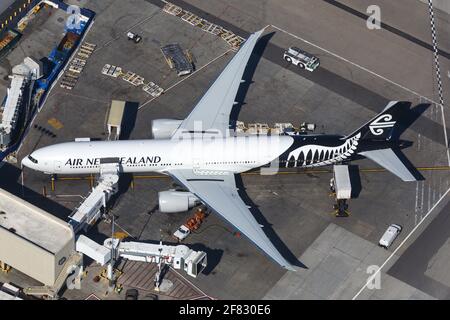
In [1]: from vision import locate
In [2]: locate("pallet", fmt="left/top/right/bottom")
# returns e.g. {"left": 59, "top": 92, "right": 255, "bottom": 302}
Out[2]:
{"left": 163, "top": 3, "right": 183, "bottom": 16}
{"left": 161, "top": 2, "right": 246, "bottom": 50}
{"left": 122, "top": 71, "right": 145, "bottom": 86}
{"left": 68, "top": 65, "right": 84, "bottom": 73}
{"left": 72, "top": 58, "right": 87, "bottom": 66}
{"left": 102, "top": 64, "right": 123, "bottom": 78}
{"left": 81, "top": 42, "right": 96, "bottom": 52}
{"left": 201, "top": 22, "right": 222, "bottom": 36}
{"left": 181, "top": 11, "right": 204, "bottom": 27}
{"left": 63, "top": 72, "right": 80, "bottom": 80}
{"left": 221, "top": 30, "right": 245, "bottom": 50}
{"left": 143, "top": 81, "right": 164, "bottom": 97}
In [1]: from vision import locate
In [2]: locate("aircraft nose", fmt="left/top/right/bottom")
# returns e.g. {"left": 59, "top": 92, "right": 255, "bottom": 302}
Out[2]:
{"left": 21, "top": 156, "right": 33, "bottom": 169}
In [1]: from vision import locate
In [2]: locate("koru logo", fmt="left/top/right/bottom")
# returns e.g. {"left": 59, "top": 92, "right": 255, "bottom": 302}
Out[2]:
{"left": 369, "top": 114, "right": 396, "bottom": 135}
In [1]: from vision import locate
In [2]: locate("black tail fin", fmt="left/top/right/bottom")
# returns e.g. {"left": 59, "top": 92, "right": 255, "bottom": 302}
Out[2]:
{"left": 345, "top": 101, "right": 411, "bottom": 141}
{"left": 348, "top": 101, "right": 421, "bottom": 182}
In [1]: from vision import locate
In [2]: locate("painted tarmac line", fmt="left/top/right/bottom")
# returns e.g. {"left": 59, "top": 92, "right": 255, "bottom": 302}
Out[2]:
{"left": 270, "top": 24, "right": 450, "bottom": 166}
{"left": 138, "top": 48, "right": 233, "bottom": 110}
{"left": 352, "top": 185, "right": 450, "bottom": 300}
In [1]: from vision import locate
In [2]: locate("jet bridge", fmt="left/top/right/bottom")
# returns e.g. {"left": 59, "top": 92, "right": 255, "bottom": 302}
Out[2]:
{"left": 68, "top": 160, "right": 120, "bottom": 233}
{"left": 105, "top": 238, "right": 207, "bottom": 278}
{"left": 75, "top": 235, "right": 207, "bottom": 278}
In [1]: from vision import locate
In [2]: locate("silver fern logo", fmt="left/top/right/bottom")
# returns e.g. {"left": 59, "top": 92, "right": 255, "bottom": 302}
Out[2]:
{"left": 369, "top": 114, "right": 396, "bottom": 136}
{"left": 285, "top": 133, "right": 361, "bottom": 168}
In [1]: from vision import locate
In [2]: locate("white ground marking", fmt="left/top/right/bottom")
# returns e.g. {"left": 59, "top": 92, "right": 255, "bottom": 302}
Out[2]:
{"left": 268, "top": 24, "right": 450, "bottom": 299}
{"left": 352, "top": 186, "right": 450, "bottom": 299}
{"left": 270, "top": 24, "right": 450, "bottom": 166}
{"left": 138, "top": 25, "right": 274, "bottom": 110}
{"left": 138, "top": 48, "right": 234, "bottom": 110}
{"left": 94, "top": 12, "right": 159, "bottom": 54}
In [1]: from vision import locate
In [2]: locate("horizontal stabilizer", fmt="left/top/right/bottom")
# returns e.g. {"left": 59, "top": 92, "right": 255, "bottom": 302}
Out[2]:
{"left": 359, "top": 149, "right": 417, "bottom": 182}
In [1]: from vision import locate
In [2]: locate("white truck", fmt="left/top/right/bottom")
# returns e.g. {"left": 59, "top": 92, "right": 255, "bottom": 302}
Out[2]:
{"left": 283, "top": 47, "right": 320, "bottom": 72}
{"left": 379, "top": 224, "right": 402, "bottom": 249}
{"left": 173, "top": 225, "right": 191, "bottom": 241}
{"left": 127, "top": 32, "right": 142, "bottom": 43}
{"left": 332, "top": 165, "right": 352, "bottom": 200}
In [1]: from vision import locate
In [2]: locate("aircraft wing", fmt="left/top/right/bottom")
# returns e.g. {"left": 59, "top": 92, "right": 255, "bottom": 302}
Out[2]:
{"left": 168, "top": 169, "right": 295, "bottom": 271}
{"left": 359, "top": 149, "right": 417, "bottom": 181}
{"left": 172, "top": 29, "right": 265, "bottom": 138}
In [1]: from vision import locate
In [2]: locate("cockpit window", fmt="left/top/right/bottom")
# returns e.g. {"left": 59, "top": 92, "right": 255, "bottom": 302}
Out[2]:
{"left": 28, "top": 155, "right": 38, "bottom": 164}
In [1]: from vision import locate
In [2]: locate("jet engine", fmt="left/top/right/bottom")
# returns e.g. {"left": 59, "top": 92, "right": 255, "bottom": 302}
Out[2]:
{"left": 158, "top": 190, "right": 199, "bottom": 213}
{"left": 151, "top": 119, "right": 183, "bottom": 139}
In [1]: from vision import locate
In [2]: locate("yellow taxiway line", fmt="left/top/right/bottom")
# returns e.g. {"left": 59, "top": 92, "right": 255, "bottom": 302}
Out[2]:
{"left": 53, "top": 166, "right": 450, "bottom": 182}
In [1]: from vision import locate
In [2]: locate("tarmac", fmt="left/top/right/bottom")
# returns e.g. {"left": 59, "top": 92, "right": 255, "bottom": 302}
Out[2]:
{"left": 0, "top": 0, "right": 450, "bottom": 299}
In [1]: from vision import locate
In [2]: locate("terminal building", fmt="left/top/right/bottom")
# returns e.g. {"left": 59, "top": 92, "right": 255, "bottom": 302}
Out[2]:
{"left": 0, "top": 188, "right": 76, "bottom": 288}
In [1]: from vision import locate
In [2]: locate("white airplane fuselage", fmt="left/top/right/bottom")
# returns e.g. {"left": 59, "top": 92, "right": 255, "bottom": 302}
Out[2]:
{"left": 22, "top": 135, "right": 295, "bottom": 175}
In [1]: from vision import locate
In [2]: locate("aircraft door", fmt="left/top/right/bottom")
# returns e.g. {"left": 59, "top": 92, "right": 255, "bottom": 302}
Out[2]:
{"left": 193, "top": 158, "right": 200, "bottom": 169}
{"left": 54, "top": 161, "right": 62, "bottom": 171}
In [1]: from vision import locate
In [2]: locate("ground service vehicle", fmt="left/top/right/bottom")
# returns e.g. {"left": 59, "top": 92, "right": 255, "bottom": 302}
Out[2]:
{"left": 283, "top": 47, "right": 320, "bottom": 72}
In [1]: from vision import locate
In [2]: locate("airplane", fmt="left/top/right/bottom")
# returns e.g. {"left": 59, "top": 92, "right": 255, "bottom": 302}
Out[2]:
{"left": 22, "top": 29, "right": 419, "bottom": 271}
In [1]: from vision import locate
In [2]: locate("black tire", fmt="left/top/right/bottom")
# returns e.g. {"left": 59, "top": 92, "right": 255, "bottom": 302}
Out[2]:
{"left": 297, "top": 63, "right": 305, "bottom": 69}
{"left": 284, "top": 56, "right": 292, "bottom": 63}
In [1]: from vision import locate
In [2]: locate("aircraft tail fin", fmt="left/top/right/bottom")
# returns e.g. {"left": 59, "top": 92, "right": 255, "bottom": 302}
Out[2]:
{"left": 346, "top": 101, "right": 411, "bottom": 141}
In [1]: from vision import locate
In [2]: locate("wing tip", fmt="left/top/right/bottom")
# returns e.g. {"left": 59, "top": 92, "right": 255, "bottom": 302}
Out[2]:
{"left": 253, "top": 28, "right": 266, "bottom": 38}
{"left": 285, "top": 265, "right": 298, "bottom": 272}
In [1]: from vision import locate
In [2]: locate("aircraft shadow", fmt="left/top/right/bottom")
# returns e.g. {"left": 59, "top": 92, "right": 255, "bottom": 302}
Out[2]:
{"left": 229, "top": 32, "right": 275, "bottom": 129}
{"left": 106, "top": 101, "right": 139, "bottom": 209}
{"left": 119, "top": 101, "right": 139, "bottom": 140}
{"left": 0, "top": 162, "right": 72, "bottom": 221}
{"left": 351, "top": 103, "right": 429, "bottom": 181}
{"left": 231, "top": 33, "right": 308, "bottom": 269}
{"left": 234, "top": 174, "right": 307, "bottom": 269}
{"left": 348, "top": 164, "right": 362, "bottom": 198}
{"left": 391, "top": 103, "right": 431, "bottom": 140}
{"left": 392, "top": 102, "right": 430, "bottom": 181}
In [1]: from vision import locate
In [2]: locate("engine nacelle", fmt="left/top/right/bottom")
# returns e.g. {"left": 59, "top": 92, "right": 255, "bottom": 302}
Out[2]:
{"left": 158, "top": 190, "right": 199, "bottom": 213}
{"left": 151, "top": 119, "right": 183, "bottom": 139}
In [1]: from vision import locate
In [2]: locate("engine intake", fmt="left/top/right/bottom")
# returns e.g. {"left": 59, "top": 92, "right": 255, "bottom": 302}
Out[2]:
{"left": 158, "top": 190, "right": 199, "bottom": 213}
{"left": 151, "top": 119, "right": 183, "bottom": 139}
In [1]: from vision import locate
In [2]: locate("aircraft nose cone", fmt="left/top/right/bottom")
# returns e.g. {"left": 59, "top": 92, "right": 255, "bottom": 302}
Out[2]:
{"left": 21, "top": 156, "right": 32, "bottom": 169}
